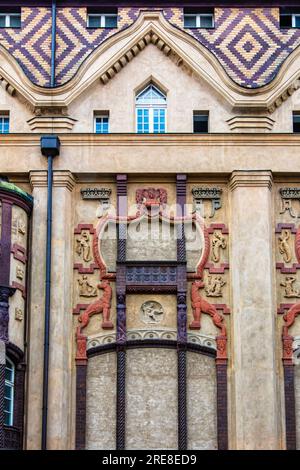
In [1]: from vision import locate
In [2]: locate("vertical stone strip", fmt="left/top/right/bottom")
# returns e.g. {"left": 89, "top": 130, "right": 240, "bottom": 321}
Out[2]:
{"left": 0, "top": 340, "right": 5, "bottom": 448}
{"left": 216, "top": 362, "right": 228, "bottom": 450}
{"left": 283, "top": 363, "right": 296, "bottom": 450}
{"left": 176, "top": 174, "right": 187, "bottom": 450}
{"left": 75, "top": 363, "right": 87, "bottom": 450}
{"left": 46, "top": 171, "right": 75, "bottom": 450}
{"left": 27, "top": 171, "right": 48, "bottom": 449}
{"left": 0, "top": 198, "right": 12, "bottom": 286}
{"left": 229, "top": 171, "right": 279, "bottom": 449}
{"left": 116, "top": 174, "right": 127, "bottom": 450}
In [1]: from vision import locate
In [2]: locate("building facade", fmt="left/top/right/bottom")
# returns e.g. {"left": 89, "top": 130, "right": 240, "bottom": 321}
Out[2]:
{"left": 1, "top": 1, "right": 300, "bottom": 450}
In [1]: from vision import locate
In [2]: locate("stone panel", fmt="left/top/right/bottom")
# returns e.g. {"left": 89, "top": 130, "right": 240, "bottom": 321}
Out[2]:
{"left": 86, "top": 353, "right": 117, "bottom": 450}
{"left": 187, "top": 352, "right": 217, "bottom": 450}
{"left": 126, "top": 348, "right": 178, "bottom": 450}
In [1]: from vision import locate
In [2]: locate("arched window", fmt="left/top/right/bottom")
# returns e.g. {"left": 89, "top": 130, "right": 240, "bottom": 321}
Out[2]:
{"left": 4, "top": 357, "right": 14, "bottom": 426}
{"left": 136, "top": 84, "right": 167, "bottom": 133}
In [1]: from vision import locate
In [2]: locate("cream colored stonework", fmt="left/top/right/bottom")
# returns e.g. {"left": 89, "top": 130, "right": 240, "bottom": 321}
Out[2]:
{"left": 3, "top": 8, "right": 300, "bottom": 451}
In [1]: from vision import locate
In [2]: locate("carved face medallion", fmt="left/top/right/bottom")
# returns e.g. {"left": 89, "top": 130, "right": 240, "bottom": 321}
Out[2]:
{"left": 140, "top": 301, "right": 164, "bottom": 324}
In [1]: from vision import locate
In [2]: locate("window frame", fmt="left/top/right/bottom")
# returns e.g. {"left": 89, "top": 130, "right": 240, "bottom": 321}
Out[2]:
{"left": 4, "top": 357, "right": 15, "bottom": 427}
{"left": 193, "top": 111, "right": 209, "bottom": 134}
{"left": 184, "top": 12, "right": 214, "bottom": 29}
{"left": 0, "top": 13, "right": 21, "bottom": 28}
{"left": 135, "top": 84, "right": 167, "bottom": 134}
{"left": 87, "top": 12, "right": 117, "bottom": 29}
{"left": 0, "top": 115, "right": 9, "bottom": 134}
{"left": 280, "top": 11, "right": 300, "bottom": 28}
{"left": 94, "top": 113, "right": 109, "bottom": 134}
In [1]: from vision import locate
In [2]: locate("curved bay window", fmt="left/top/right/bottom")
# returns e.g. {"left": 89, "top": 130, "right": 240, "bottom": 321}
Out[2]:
{"left": 136, "top": 84, "right": 167, "bottom": 133}
{"left": 4, "top": 358, "right": 14, "bottom": 426}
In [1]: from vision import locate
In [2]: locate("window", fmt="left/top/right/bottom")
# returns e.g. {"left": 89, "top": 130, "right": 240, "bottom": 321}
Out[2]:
{"left": 0, "top": 12, "right": 21, "bottom": 28}
{"left": 136, "top": 84, "right": 167, "bottom": 133}
{"left": 193, "top": 112, "right": 209, "bottom": 133}
{"left": 280, "top": 10, "right": 300, "bottom": 28}
{"left": 4, "top": 358, "right": 14, "bottom": 426}
{"left": 87, "top": 8, "right": 117, "bottom": 28}
{"left": 95, "top": 113, "right": 109, "bottom": 133}
{"left": 293, "top": 113, "right": 300, "bottom": 132}
{"left": 184, "top": 8, "right": 214, "bottom": 28}
{"left": 0, "top": 115, "right": 9, "bottom": 134}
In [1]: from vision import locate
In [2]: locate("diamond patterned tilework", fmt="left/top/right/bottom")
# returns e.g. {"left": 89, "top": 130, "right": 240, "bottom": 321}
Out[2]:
{"left": 1, "top": 7, "right": 300, "bottom": 88}
{"left": 0, "top": 8, "right": 52, "bottom": 87}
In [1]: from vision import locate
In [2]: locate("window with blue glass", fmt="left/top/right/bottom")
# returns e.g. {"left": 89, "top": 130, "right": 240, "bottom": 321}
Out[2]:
{"left": 0, "top": 115, "right": 9, "bottom": 133}
{"left": 5, "top": 358, "right": 14, "bottom": 426}
{"left": 95, "top": 113, "right": 109, "bottom": 133}
{"left": 136, "top": 84, "right": 166, "bottom": 133}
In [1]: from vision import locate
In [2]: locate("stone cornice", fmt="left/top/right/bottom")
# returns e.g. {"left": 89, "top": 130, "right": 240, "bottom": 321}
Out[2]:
{"left": 5, "top": 133, "right": 300, "bottom": 148}
{"left": 229, "top": 171, "right": 273, "bottom": 191}
{"left": 53, "top": 171, "right": 76, "bottom": 191}
{"left": 29, "top": 170, "right": 48, "bottom": 188}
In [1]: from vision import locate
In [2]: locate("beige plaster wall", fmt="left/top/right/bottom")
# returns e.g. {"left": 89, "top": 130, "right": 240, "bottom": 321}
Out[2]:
{"left": 126, "top": 348, "right": 178, "bottom": 449}
{"left": 69, "top": 44, "right": 233, "bottom": 134}
{"left": 0, "top": 86, "right": 33, "bottom": 133}
{"left": 86, "top": 352, "right": 117, "bottom": 449}
{"left": 187, "top": 351, "right": 217, "bottom": 450}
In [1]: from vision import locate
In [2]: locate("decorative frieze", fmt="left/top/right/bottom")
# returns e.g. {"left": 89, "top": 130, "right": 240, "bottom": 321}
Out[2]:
{"left": 279, "top": 188, "right": 300, "bottom": 218}
{"left": 86, "top": 329, "right": 217, "bottom": 351}
{"left": 126, "top": 265, "right": 177, "bottom": 285}
{"left": 192, "top": 187, "right": 222, "bottom": 218}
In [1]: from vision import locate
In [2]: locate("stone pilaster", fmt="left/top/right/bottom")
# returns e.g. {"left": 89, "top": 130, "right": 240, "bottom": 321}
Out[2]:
{"left": 47, "top": 171, "right": 76, "bottom": 449}
{"left": 229, "top": 171, "right": 279, "bottom": 449}
{"left": 26, "top": 171, "right": 48, "bottom": 449}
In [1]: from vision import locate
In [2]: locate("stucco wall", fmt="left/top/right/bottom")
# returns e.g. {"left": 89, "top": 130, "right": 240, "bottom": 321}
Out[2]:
{"left": 86, "top": 352, "right": 117, "bottom": 450}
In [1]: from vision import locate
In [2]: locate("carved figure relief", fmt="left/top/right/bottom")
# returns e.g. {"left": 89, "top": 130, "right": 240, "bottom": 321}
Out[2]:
{"left": 205, "top": 275, "right": 226, "bottom": 297}
{"left": 189, "top": 280, "right": 226, "bottom": 335}
{"left": 280, "top": 276, "right": 300, "bottom": 298}
{"left": 15, "top": 308, "right": 23, "bottom": 321}
{"left": 278, "top": 230, "right": 292, "bottom": 263}
{"left": 12, "top": 217, "right": 26, "bottom": 237}
{"left": 279, "top": 188, "right": 300, "bottom": 218}
{"left": 76, "top": 231, "right": 92, "bottom": 262}
{"left": 140, "top": 301, "right": 164, "bottom": 324}
{"left": 78, "top": 280, "right": 113, "bottom": 330}
{"left": 16, "top": 266, "right": 24, "bottom": 280}
{"left": 211, "top": 231, "right": 226, "bottom": 262}
{"left": 77, "top": 275, "right": 98, "bottom": 297}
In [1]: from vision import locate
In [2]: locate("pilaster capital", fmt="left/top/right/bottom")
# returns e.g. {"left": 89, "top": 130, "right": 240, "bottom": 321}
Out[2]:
{"left": 53, "top": 171, "right": 76, "bottom": 191}
{"left": 29, "top": 170, "right": 48, "bottom": 188}
{"left": 229, "top": 170, "right": 273, "bottom": 191}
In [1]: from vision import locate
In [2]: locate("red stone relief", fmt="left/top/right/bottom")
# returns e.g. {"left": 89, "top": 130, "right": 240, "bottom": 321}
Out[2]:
{"left": 77, "top": 280, "right": 113, "bottom": 332}
{"left": 75, "top": 328, "right": 87, "bottom": 364}
{"left": 189, "top": 280, "right": 227, "bottom": 338}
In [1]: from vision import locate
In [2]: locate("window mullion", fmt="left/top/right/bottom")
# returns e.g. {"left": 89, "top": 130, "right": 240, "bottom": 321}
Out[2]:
{"left": 149, "top": 108, "right": 153, "bottom": 133}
